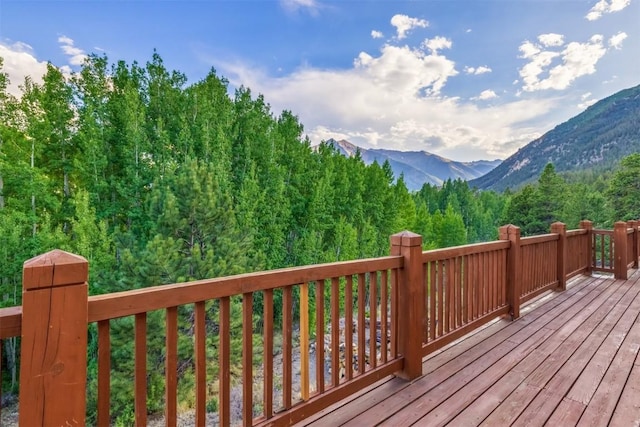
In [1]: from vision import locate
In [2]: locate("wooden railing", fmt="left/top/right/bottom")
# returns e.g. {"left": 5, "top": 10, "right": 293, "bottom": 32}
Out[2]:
{"left": 566, "top": 228, "right": 590, "bottom": 279}
{"left": 421, "top": 241, "right": 509, "bottom": 357}
{"left": 1, "top": 220, "right": 638, "bottom": 426}
{"left": 519, "top": 234, "right": 559, "bottom": 303}
{"left": 593, "top": 229, "right": 614, "bottom": 273}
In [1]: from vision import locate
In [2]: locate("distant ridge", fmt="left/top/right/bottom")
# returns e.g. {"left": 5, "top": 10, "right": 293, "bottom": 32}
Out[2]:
{"left": 470, "top": 84, "right": 640, "bottom": 192}
{"left": 318, "top": 139, "right": 501, "bottom": 191}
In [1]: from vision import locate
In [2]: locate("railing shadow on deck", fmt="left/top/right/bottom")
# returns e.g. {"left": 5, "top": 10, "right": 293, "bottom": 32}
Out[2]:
{"left": 1, "top": 219, "right": 639, "bottom": 426}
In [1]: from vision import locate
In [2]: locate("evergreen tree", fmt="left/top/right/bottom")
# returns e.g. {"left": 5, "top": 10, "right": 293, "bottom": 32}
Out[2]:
{"left": 607, "top": 153, "right": 640, "bottom": 221}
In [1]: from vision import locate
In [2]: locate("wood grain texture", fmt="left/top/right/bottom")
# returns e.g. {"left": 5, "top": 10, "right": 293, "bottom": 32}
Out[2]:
{"left": 194, "top": 302, "right": 206, "bottom": 427}
{"left": 97, "top": 320, "right": 111, "bottom": 427}
{"left": 135, "top": 313, "right": 147, "bottom": 426}
{"left": 19, "top": 249, "right": 88, "bottom": 427}
{"left": 165, "top": 307, "right": 178, "bottom": 427}
{"left": 219, "top": 297, "right": 231, "bottom": 426}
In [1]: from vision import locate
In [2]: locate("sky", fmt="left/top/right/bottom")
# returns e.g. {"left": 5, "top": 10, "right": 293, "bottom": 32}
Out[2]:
{"left": 0, "top": 0, "right": 638, "bottom": 162}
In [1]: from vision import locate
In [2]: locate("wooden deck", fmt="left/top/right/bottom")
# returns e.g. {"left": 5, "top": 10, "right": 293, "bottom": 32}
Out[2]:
{"left": 299, "top": 270, "right": 640, "bottom": 426}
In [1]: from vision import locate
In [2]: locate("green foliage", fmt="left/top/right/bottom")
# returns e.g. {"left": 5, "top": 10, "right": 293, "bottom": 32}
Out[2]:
{"left": 607, "top": 153, "right": 640, "bottom": 221}
{"left": 0, "top": 51, "right": 627, "bottom": 422}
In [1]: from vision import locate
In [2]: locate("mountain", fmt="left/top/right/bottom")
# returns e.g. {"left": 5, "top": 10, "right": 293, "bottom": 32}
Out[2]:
{"left": 319, "top": 139, "right": 502, "bottom": 191}
{"left": 470, "top": 84, "right": 640, "bottom": 192}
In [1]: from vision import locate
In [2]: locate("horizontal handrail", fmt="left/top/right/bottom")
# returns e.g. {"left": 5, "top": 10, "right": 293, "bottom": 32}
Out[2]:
{"left": 593, "top": 229, "right": 613, "bottom": 235}
{"left": 520, "top": 233, "right": 558, "bottom": 246}
{"left": 422, "top": 240, "right": 509, "bottom": 262}
{"left": 566, "top": 229, "right": 588, "bottom": 237}
{"left": 89, "top": 256, "right": 403, "bottom": 322}
{"left": 0, "top": 306, "right": 22, "bottom": 339}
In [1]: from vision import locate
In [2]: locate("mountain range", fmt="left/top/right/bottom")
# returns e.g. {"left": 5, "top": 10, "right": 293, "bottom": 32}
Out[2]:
{"left": 320, "top": 139, "right": 501, "bottom": 191}
{"left": 470, "top": 84, "right": 640, "bottom": 191}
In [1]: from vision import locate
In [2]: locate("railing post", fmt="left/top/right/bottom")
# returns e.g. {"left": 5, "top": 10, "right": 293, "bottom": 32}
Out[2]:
{"left": 551, "top": 222, "right": 567, "bottom": 291}
{"left": 614, "top": 221, "right": 628, "bottom": 280}
{"left": 390, "top": 230, "right": 424, "bottom": 380}
{"left": 580, "top": 220, "right": 593, "bottom": 275}
{"left": 19, "top": 250, "right": 89, "bottom": 426}
{"left": 499, "top": 225, "right": 521, "bottom": 320}
{"left": 627, "top": 220, "right": 639, "bottom": 268}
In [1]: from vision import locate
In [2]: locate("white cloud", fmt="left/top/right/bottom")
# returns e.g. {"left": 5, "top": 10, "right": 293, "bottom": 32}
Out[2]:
{"left": 465, "top": 65, "right": 492, "bottom": 75}
{"left": 280, "top": 0, "right": 321, "bottom": 13}
{"left": 578, "top": 98, "right": 598, "bottom": 109}
{"left": 518, "top": 34, "right": 607, "bottom": 92}
{"left": 422, "top": 36, "right": 452, "bottom": 54}
{"left": 581, "top": 92, "right": 592, "bottom": 100}
{"left": 608, "top": 31, "right": 627, "bottom": 49}
{"left": 371, "top": 30, "right": 383, "bottom": 39}
{"left": 473, "top": 90, "right": 498, "bottom": 101}
{"left": 216, "top": 39, "right": 557, "bottom": 161}
{"left": 58, "top": 35, "right": 88, "bottom": 66}
{"left": 0, "top": 41, "right": 48, "bottom": 97}
{"left": 390, "top": 14, "right": 429, "bottom": 40}
{"left": 586, "top": 0, "right": 631, "bottom": 20}
{"left": 538, "top": 33, "right": 565, "bottom": 47}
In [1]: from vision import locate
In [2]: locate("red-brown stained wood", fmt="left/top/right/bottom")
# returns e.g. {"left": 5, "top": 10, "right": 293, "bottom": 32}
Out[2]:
{"left": 577, "top": 309, "right": 640, "bottom": 425}
{"left": 429, "top": 262, "right": 436, "bottom": 342}
{"left": 97, "top": 320, "right": 111, "bottom": 427}
{"left": 455, "top": 256, "right": 461, "bottom": 326}
{"left": 345, "top": 276, "right": 354, "bottom": 380}
{"left": 315, "top": 280, "right": 325, "bottom": 393}
{"left": 194, "top": 302, "right": 206, "bottom": 427}
{"left": 0, "top": 306, "right": 21, "bottom": 339}
{"left": 445, "top": 258, "right": 456, "bottom": 332}
{"left": 472, "top": 254, "right": 479, "bottom": 321}
{"left": 19, "top": 250, "right": 88, "bottom": 427}
{"left": 219, "top": 297, "right": 231, "bottom": 426}
{"left": 380, "top": 270, "right": 388, "bottom": 362}
{"left": 483, "top": 251, "right": 489, "bottom": 315}
{"left": 614, "top": 221, "right": 629, "bottom": 279}
{"left": 511, "top": 280, "right": 640, "bottom": 426}
{"left": 165, "top": 307, "right": 178, "bottom": 427}
{"left": 283, "top": 287, "right": 293, "bottom": 408}
{"left": 358, "top": 273, "right": 366, "bottom": 375}
{"left": 243, "top": 292, "right": 253, "bottom": 426}
{"left": 331, "top": 277, "right": 340, "bottom": 387}
{"left": 609, "top": 361, "right": 640, "bottom": 425}
{"left": 437, "top": 261, "right": 444, "bottom": 338}
{"left": 256, "top": 359, "right": 402, "bottom": 427}
{"left": 390, "top": 231, "right": 424, "bottom": 380}
{"left": 349, "top": 273, "right": 613, "bottom": 426}
{"left": 135, "top": 313, "right": 147, "bottom": 426}
{"left": 263, "top": 289, "right": 274, "bottom": 416}
{"left": 421, "top": 241, "right": 510, "bottom": 262}
{"left": 369, "top": 272, "right": 377, "bottom": 369}
{"left": 300, "top": 284, "right": 310, "bottom": 401}
{"left": 464, "top": 256, "right": 471, "bottom": 325}
{"left": 87, "top": 256, "right": 403, "bottom": 322}
{"left": 390, "top": 268, "right": 398, "bottom": 358}
{"left": 546, "top": 397, "right": 586, "bottom": 426}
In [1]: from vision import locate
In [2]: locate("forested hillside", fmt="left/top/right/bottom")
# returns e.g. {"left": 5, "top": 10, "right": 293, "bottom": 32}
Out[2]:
{"left": 1, "top": 52, "right": 637, "bottom": 423}
{"left": 471, "top": 84, "right": 640, "bottom": 191}
{"left": 0, "top": 53, "right": 507, "bottom": 422}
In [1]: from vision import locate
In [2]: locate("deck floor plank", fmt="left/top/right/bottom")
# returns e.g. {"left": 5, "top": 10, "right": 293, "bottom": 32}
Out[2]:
{"left": 296, "top": 271, "right": 640, "bottom": 427}
{"left": 355, "top": 276, "right": 616, "bottom": 426}
{"left": 449, "top": 275, "right": 639, "bottom": 427}
{"left": 521, "top": 279, "right": 640, "bottom": 426}
{"left": 577, "top": 300, "right": 640, "bottom": 427}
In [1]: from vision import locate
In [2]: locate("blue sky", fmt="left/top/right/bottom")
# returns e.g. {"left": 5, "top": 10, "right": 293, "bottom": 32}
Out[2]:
{"left": 0, "top": 0, "right": 638, "bottom": 161}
